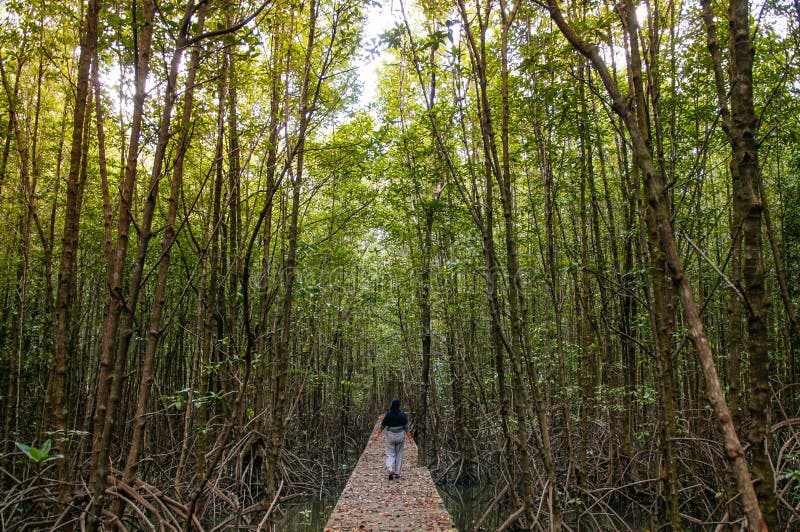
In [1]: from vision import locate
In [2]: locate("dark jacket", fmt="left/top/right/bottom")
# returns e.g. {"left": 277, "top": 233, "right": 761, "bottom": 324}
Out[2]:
{"left": 381, "top": 399, "right": 408, "bottom": 431}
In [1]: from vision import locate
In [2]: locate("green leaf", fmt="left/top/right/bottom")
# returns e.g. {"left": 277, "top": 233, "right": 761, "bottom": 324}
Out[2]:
{"left": 29, "top": 446, "right": 43, "bottom": 462}
{"left": 15, "top": 442, "right": 34, "bottom": 461}
{"left": 15, "top": 439, "right": 60, "bottom": 464}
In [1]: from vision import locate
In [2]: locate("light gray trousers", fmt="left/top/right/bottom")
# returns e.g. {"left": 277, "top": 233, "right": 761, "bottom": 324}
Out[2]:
{"left": 385, "top": 430, "right": 406, "bottom": 474}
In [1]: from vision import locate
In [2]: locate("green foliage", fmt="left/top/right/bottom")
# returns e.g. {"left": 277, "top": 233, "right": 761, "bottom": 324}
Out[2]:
{"left": 163, "top": 388, "right": 191, "bottom": 411}
{"left": 778, "top": 449, "right": 800, "bottom": 494}
{"left": 15, "top": 439, "right": 63, "bottom": 464}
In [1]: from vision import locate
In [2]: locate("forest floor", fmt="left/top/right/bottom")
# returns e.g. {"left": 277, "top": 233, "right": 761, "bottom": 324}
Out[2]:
{"left": 324, "top": 418, "right": 456, "bottom": 531}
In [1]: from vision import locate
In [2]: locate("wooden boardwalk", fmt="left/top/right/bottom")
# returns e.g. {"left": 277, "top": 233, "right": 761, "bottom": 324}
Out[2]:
{"left": 325, "top": 418, "right": 456, "bottom": 531}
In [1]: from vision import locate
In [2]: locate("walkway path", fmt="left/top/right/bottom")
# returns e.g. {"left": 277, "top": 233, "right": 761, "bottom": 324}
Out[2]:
{"left": 324, "top": 418, "right": 456, "bottom": 531}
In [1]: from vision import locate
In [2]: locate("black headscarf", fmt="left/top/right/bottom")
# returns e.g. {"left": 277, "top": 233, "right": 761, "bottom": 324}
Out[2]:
{"left": 381, "top": 398, "right": 408, "bottom": 428}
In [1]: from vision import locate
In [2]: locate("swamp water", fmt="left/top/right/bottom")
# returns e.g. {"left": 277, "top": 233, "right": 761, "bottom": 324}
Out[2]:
{"left": 276, "top": 493, "right": 339, "bottom": 531}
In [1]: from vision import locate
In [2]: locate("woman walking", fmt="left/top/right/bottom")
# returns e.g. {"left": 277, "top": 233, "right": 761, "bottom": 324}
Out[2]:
{"left": 374, "top": 398, "right": 411, "bottom": 479}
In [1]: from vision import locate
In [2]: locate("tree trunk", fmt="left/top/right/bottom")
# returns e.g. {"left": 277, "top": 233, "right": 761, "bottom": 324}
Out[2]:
{"left": 117, "top": 3, "right": 205, "bottom": 514}
{"left": 89, "top": 2, "right": 155, "bottom": 522}
{"left": 417, "top": 201, "right": 434, "bottom": 466}
{"left": 700, "top": 4, "right": 744, "bottom": 522}
{"left": 48, "top": 0, "right": 101, "bottom": 490}
{"left": 577, "top": 61, "right": 599, "bottom": 499}
{"left": 266, "top": 0, "right": 318, "bottom": 496}
{"left": 704, "top": 0, "right": 777, "bottom": 524}
{"left": 622, "top": 6, "right": 681, "bottom": 528}
{"left": 454, "top": 0, "right": 544, "bottom": 522}
{"left": 728, "top": 0, "right": 777, "bottom": 525}
{"left": 226, "top": 35, "right": 242, "bottom": 374}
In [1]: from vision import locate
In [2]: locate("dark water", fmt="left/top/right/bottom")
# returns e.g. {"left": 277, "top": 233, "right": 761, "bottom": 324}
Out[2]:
{"left": 276, "top": 493, "right": 340, "bottom": 531}
{"left": 437, "top": 483, "right": 502, "bottom": 531}
{"left": 276, "top": 483, "right": 495, "bottom": 531}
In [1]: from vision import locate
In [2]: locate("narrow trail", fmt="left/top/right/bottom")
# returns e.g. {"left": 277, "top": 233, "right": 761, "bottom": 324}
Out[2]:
{"left": 324, "top": 418, "right": 456, "bottom": 531}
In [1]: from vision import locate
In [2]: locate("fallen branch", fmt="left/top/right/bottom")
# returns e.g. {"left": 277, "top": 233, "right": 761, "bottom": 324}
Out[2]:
{"left": 472, "top": 481, "right": 510, "bottom": 531}
{"left": 256, "top": 479, "right": 284, "bottom": 531}
{"left": 496, "top": 505, "right": 525, "bottom": 531}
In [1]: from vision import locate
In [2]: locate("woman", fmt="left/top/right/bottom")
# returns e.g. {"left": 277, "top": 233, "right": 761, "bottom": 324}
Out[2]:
{"left": 374, "top": 398, "right": 411, "bottom": 479}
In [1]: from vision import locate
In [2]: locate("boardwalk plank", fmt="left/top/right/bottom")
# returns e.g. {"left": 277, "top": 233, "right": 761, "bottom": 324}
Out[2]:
{"left": 325, "top": 418, "right": 456, "bottom": 531}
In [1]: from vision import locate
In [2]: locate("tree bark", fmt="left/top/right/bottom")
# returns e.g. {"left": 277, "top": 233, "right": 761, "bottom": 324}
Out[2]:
{"left": 88, "top": 0, "right": 156, "bottom": 523}
{"left": 47, "top": 0, "right": 101, "bottom": 490}
{"left": 117, "top": 3, "right": 206, "bottom": 515}
{"left": 266, "top": 0, "right": 318, "bottom": 496}
{"left": 703, "top": 0, "right": 777, "bottom": 524}
{"left": 622, "top": 6, "right": 681, "bottom": 528}
{"left": 728, "top": 0, "right": 777, "bottom": 525}
{"left": 255, "top": 17, "right": 286, "bottom": 420}
{"left": 416, "top": 199, "right": 434, "bottom": 466}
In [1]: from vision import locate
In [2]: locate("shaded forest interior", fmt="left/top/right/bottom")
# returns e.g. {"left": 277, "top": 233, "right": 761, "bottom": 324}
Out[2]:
{"left": 0, "top": 0, "right": 799, "bottom": 529}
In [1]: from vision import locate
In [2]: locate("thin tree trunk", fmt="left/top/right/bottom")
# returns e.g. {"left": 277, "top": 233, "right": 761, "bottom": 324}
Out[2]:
{"left": 0, "top": 41, "right": 32, "bottom": 452}
{"left": 196, "top": 45, "right": 228, "bottom": 484}
{"left": 700, "top": 5, "right": 744, "bottom": 522}
{"left": 704, "top": 0, "right": 777, "bottom": 524}
{"left": 728, "top": 0, "right": 776, "bottom": 525}
{"left": 105, "top": 0, "right": 198, "bottom": 468}
{"left": 412, "top": 38, "right": 447, "bottom": 467}
{"left": 417, "top": 200, "right": 434, "bottom": 466}
{"left": 526, "top": 83, "right": 569, "bottom": 527}
{"left": 266, "top": 0, "right": 318, "bottom": 496}
{"left": 88, "top": 0, "right": 156, "bottom": 523}
{"left": 256, "top": 28, "right": 285, "bottom": 418}
{"left": 760, "top": 178, "right": 799, "bottom": 374}
{"left": 623, "top": 6, "right": 681, "bottom": 528}
{"left": 227, "top": 34, "right": 242, "bottom": 372}
{"left": 47, "top": 0, "right": 101, "bottom": 490}
{"left": 576, "top": 61, "right": 597, "bottom": 499}
{"left": 92, "top": 51, "right": 114, "bottom": 278}
{"left": 454, "top": 0, "right": 541, "bottom": 521}
{"left": 117, "top": 3, "right": 206, "bottom": 513}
